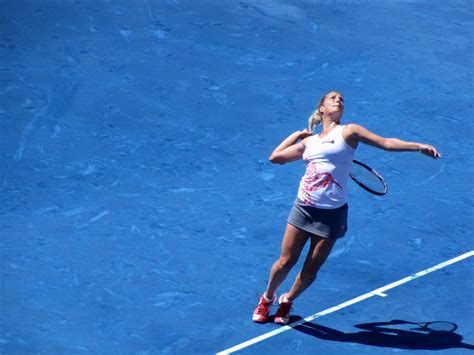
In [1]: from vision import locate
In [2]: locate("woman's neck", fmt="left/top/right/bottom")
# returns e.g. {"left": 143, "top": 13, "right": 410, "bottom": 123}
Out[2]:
{"left": 319, "top": 121, "right": 339, "bottom": 137}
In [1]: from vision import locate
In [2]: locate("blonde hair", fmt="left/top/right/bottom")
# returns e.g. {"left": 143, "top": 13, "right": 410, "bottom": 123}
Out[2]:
{"left": 308, "top": 109, "right": 322, "bottom": 132}
{"left": 307, "top": 92, "right": 329, "bottom": 132}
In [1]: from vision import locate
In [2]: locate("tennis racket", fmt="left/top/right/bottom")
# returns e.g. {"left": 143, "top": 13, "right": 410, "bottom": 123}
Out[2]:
{"left": 350, "top": 160, "right": 388, "bottom": 196}
{"left": 401, "top": 320, "right": 458, "bottom": 332}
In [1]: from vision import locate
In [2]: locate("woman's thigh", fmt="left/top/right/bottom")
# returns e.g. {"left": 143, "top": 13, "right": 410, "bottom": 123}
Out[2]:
{"left": 279, "top": 223, "right": 311, "bottom": 264}
{"left": 301, "top": 235, "right": 337, "bottom": 273}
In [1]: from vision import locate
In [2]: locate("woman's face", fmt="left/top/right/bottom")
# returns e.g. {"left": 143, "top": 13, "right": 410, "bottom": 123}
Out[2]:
{"left": 319, "top": 92, "right": 344, "bottom": 117}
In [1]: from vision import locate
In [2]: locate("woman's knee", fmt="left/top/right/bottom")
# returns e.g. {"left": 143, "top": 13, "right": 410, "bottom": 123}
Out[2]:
{"left": 276, "top": 256, "right": 298, "bottom": 270}
{"left": 300, "top": 269, "right": 317, "bottom": 283}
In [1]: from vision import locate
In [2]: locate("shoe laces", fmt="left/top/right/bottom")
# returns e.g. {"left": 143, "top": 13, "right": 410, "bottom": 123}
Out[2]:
{"left": 255, "top": 299, "right": 272, "bottom": 315}
{"left": 276, "top": 301, "right": 292, "bottom": 317}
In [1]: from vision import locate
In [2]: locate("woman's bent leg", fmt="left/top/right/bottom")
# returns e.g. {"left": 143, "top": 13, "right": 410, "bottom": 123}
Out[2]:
{"left": 264, "top": 223, "right": 310, "bottom": 299}
{"left": 285, "top": 235, "right": 336, "bottom": 301}
{"left": 253, "top": 224, "right": 309, "bottom": 323}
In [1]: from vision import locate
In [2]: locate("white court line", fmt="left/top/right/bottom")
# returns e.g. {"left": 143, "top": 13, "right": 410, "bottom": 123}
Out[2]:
{"left": 217, "top": 250, "right": 474, "bottom": 355}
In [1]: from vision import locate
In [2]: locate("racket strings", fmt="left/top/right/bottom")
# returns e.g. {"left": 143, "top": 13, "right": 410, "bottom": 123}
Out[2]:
{"left": 350, "top": 160, "right": 388, "bottom": 195}
{"left": 422, "top": 321, "right": 458, "bottom": 332}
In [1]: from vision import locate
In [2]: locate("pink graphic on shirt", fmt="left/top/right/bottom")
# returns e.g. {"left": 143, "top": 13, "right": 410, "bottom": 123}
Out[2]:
{"left": 300, "top": 163, "right": 342, "bottom": 205}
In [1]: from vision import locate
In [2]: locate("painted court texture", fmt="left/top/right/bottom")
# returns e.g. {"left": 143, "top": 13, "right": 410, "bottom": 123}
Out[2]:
{"left": 1, "top": 1, "right": 473, "bottom": 354}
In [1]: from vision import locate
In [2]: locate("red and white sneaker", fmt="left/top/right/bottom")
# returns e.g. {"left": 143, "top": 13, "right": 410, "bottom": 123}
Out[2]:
{"left": 252, "top": 295, "right": 276, "bottom": 323}
{"left": 274, "top": 294, "right": 292, "bottom": 325}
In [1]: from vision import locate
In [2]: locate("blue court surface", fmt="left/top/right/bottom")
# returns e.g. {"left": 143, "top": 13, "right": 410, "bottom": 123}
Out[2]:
{"left": 1, "top": 1, "right": 473, "bottom": 354}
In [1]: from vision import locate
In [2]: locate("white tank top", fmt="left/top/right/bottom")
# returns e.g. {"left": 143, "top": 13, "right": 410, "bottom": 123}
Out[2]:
{"left": 297, "top": 125, "right": 356, "bottom": 209}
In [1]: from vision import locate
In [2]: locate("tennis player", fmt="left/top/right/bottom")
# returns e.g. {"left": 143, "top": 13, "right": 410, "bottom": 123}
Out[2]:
{"left": 253, "top": 91, "right": 441, "bottom": 325}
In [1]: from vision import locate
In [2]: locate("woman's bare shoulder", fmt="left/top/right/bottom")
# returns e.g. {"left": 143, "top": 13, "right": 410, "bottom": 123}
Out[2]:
{"left": 343, "top": 123, "right": 364, "bottom": 131}
{"left": 302, "top": 135, "right": 315, "bottom": 146}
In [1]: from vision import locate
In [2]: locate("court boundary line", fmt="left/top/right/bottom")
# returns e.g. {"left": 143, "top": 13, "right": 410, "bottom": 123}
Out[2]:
{"left": 217, "top": 250, "right": 474, "bottom": 354}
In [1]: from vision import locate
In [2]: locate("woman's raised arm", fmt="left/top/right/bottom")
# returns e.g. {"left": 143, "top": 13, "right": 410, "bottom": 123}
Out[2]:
{"left": 344, "top": 124, "right": 441, "bottom": 159}
{"left": 269, "top": 129, "right": 313, "bottom": 164}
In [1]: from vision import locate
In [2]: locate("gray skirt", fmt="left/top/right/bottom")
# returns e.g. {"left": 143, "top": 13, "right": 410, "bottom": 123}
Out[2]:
{"left": 287, "top": 198, "right": 348, "bottom": 239}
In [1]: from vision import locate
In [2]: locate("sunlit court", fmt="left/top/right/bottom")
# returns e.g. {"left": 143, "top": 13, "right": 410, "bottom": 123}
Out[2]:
{"left": 1, "top": 1, "right": 473, "bottom": 354}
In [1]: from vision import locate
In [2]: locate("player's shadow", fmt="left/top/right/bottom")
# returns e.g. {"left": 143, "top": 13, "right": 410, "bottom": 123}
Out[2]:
{"left": 291, "top": 318, "right": 474, "bottom": 351}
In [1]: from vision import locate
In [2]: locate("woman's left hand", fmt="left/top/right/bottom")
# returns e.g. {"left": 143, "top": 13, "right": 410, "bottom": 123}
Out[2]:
{"left": 419, "top": 144, "right": 442, "bottom": 159}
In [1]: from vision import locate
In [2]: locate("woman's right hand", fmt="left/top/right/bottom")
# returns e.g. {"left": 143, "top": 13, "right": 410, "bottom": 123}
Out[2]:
{"left": 297, "top": 128, "right": 313, "bottom": 140}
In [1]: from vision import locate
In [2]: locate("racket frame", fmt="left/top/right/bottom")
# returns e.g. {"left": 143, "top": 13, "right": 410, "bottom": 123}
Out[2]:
{"left": 414, "top": 321, "right": 458, "bottom": 332}
{"left": 350, "top": 159, "right": 388, "bottom": 196}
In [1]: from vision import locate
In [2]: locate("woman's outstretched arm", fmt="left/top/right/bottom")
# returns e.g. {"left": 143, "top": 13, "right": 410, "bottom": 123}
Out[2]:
{"left": 344, "top": 124, "right": 441, "bottom": 159}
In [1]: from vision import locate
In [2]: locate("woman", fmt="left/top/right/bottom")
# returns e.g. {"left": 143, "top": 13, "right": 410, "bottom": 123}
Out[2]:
{"left": 253, "top": 91, "right": 441, "bottom": 325}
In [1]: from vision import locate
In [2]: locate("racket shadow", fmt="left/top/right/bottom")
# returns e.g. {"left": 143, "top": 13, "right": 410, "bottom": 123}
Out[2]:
{"left": 290, "top": 318, "right": 474, "bottom": 351}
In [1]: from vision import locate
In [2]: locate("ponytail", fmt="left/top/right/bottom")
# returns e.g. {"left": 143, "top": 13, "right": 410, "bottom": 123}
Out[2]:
{"left": 308, "top": 110, "right": 322, "bottom": 132}
{"left": 308, "top": 92, "right": 329, "bottom": 131}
